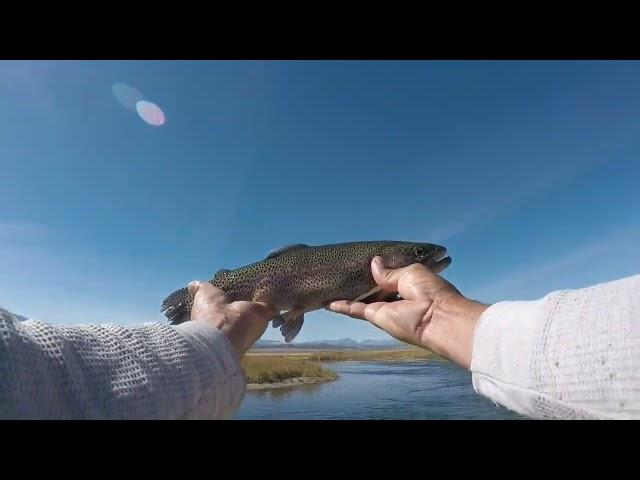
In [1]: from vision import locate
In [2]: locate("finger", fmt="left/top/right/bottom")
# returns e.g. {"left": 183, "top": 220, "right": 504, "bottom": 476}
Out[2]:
{"left": 327, "top": 299, "right": 409, "bottom": 336}
{"left": 364, "top": 300, "right": 430, "bottom": 335}
{"left": 327, "top": 300, "right": 386, "bottom": 322}
{"left": 188, "top": 280, "right": 230, "bottom": 305}
{"left": 327, "top": 300, "right": 369, "bottom": 319}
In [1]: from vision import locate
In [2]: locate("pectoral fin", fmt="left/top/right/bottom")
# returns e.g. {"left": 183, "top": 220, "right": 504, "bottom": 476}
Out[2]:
{"left": 362, "top": 291, "right": 400, "bottom": 304}
{"left": 272, "top": 315, "right": 285, "bottom": 329}
{"left": 282, "top": 315, "right": 304, "bottom": 343}
{"left": 352, "top": 285, "right": 382, "bottom": 303}
{"left": 273, "top": 308, "right": 305, "bottom": 343}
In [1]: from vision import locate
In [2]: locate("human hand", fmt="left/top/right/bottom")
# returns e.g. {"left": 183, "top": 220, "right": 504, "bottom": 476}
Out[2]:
{"left": 188, "top": 281, "right": 277, "bottom": 358}
{"left": 327, "top": 256, "right": 489, "bottom": 369}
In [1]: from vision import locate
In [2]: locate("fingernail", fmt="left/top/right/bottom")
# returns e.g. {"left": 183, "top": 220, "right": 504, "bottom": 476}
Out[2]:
{"left": 333, "top": 301, "right": 351, "bottom": 309}
{"left": 372, "top": 256, "right": 383, "bottom": 265}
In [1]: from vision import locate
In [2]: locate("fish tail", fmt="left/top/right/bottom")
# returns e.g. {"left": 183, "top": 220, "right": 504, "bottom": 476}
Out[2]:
{"left": 161, "top": 286, "right": 191, "bottom": 325}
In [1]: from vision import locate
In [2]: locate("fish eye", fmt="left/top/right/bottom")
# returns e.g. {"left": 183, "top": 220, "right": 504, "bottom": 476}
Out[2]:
{"left": 414, "top": 247, "right": 427, "bottom": 257}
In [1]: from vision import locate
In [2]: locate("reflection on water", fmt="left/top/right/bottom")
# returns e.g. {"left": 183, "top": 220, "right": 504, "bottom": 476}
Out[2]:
{"left": 235, "top": 360, "right": 525, "bottom": 420}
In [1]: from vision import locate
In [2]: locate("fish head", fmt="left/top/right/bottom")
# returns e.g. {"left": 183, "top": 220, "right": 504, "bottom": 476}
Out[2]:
{"left": 378, "top": 242, "right": 451, "bottom": 272}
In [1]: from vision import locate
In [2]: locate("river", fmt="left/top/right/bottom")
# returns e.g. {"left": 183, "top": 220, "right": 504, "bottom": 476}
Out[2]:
{"left": 234, "top": 360, "right": 525, "bottom": 419}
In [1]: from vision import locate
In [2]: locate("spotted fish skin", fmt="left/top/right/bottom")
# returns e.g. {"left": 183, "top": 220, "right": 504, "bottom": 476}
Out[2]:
{"left": 161, "top": 241, "right": 450, "bottom": 342}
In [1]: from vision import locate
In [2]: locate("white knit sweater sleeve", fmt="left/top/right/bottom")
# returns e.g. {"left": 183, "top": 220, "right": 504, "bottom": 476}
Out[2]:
{"left": 0, "top": 308, "right": 247, "bottom": 419}
{"left": 470, "top": 274, "right": 640, "bottom": 419}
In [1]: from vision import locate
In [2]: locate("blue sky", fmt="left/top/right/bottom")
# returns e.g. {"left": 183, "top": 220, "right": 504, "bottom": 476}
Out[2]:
{"left": 1, "top": 60, "right": 639, "bottom": 342}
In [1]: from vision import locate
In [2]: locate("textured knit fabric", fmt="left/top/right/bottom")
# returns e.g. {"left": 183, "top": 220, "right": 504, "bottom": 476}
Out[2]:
{"left": 0, "top": 308, "right": 246, "bottom": 420}
{"left": 471, "top": 274, "right": 640, "bottom": 420}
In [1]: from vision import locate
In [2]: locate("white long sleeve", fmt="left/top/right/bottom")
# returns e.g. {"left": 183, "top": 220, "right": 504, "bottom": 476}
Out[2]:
{"left": 471, "top": 274, "right": 640, "bottom": 419}
{"left": 0, "top": 308, "right": 247, "bottom": 419}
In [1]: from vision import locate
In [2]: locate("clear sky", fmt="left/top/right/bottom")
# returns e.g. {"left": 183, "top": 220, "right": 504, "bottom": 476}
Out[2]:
{"left": 1, "top": 60, "right": 639, "bottom": 342}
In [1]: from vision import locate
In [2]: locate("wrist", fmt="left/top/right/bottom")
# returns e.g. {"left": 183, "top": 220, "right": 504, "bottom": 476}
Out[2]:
{"left": 224, "top": 329, "right": 250, "bottom": 359}
{"left": 426, "top": 293, "right": 489, "bottom": 370}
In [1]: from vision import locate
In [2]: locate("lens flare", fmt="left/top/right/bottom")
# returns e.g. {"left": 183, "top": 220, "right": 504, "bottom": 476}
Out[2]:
{"left": 136, "top": 100, "right": 166, "bottom": 126}
{"left": 112, "top": 82, "right": 143, "bottom": 111}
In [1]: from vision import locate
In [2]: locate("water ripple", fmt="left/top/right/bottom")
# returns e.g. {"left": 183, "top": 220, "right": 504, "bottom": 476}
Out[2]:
{"left": 238, "top": 361, "right": 524, "bottom": 420}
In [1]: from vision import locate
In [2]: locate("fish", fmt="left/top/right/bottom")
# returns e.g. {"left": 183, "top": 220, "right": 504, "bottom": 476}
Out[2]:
{"left": 161, "top": 241, "right": 451, "bottom": 343}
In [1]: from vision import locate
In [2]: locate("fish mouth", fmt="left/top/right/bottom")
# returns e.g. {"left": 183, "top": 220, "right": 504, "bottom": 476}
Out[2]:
{"left": 432, "top": 246, "right": 447, "bottom": 262}
{"left": 424, "top": 247, "right": 451, "bottom": 273}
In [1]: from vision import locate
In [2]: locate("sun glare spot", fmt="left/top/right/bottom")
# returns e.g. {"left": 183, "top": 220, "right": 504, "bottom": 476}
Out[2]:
{"left": 136, "top": 100, "right": 166, "bottom": 126}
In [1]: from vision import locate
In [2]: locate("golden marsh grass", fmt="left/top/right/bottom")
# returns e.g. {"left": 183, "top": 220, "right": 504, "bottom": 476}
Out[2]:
{"left": 242, "top": 347, "right": 441, "bottom": 385}
{"left": 241, "top": 355, "right": 337, "bottom": 384}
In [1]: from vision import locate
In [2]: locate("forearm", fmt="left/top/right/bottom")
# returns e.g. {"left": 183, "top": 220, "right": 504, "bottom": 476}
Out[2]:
{"left": 468, "top": 275, "right": 640, "bottom": 419}
{"left": 0, "top": 309, "right": 247, "bottom": 419}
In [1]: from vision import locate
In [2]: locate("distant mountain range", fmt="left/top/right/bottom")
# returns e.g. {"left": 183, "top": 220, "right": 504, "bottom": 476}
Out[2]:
{"left": 254, "top": 337, "right": 404, "bottom": 350}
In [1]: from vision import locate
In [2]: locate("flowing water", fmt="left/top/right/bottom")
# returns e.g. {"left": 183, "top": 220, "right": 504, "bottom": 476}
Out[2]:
{"left": 235, "top": 360, "right": 525, "bottom": 419}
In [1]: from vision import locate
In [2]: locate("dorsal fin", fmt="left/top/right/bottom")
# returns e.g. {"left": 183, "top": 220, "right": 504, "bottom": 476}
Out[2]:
{"left": 266, "top": 244, "right": 310, "bottom": 259}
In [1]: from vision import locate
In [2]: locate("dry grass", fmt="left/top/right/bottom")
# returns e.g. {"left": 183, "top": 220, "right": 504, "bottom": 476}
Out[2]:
{"left": 242, "top": 347, "right": 443, "bottom": 385}
{"left": 306, "top": 348, "right": 442, "bottom": 362}
{"left": 241, "top": 355, "right": 337, "bottom": 384}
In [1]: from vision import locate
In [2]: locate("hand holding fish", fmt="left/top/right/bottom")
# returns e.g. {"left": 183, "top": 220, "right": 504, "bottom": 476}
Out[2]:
{"left": 188, "top": 280, "right": 277, "bottom": 358}
{"left": 328, "top": 256, "right": 489, "bottom": 369}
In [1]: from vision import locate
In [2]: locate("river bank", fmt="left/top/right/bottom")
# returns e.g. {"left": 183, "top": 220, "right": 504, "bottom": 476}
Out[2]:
{"left": 247, "top": 376, "right": 335, "bottom": 390}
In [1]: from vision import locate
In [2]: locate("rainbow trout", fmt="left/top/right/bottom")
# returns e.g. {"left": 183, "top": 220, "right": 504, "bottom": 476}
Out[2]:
{"left": 161, "top": 241, "right": 451, "bottom": 343}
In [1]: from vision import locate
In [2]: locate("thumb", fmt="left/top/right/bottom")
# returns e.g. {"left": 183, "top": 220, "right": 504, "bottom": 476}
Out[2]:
{"left": 370, "top": 256, "right": 404, "bottom": 292}
{"left": 371, "top": 256, "right": 429, "bottom": 301}
{"left": 188, "top": 280, "right": 201, "bottom": 296}
{"left": 188, "top": 280, "right": 229, "bottom": 305}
